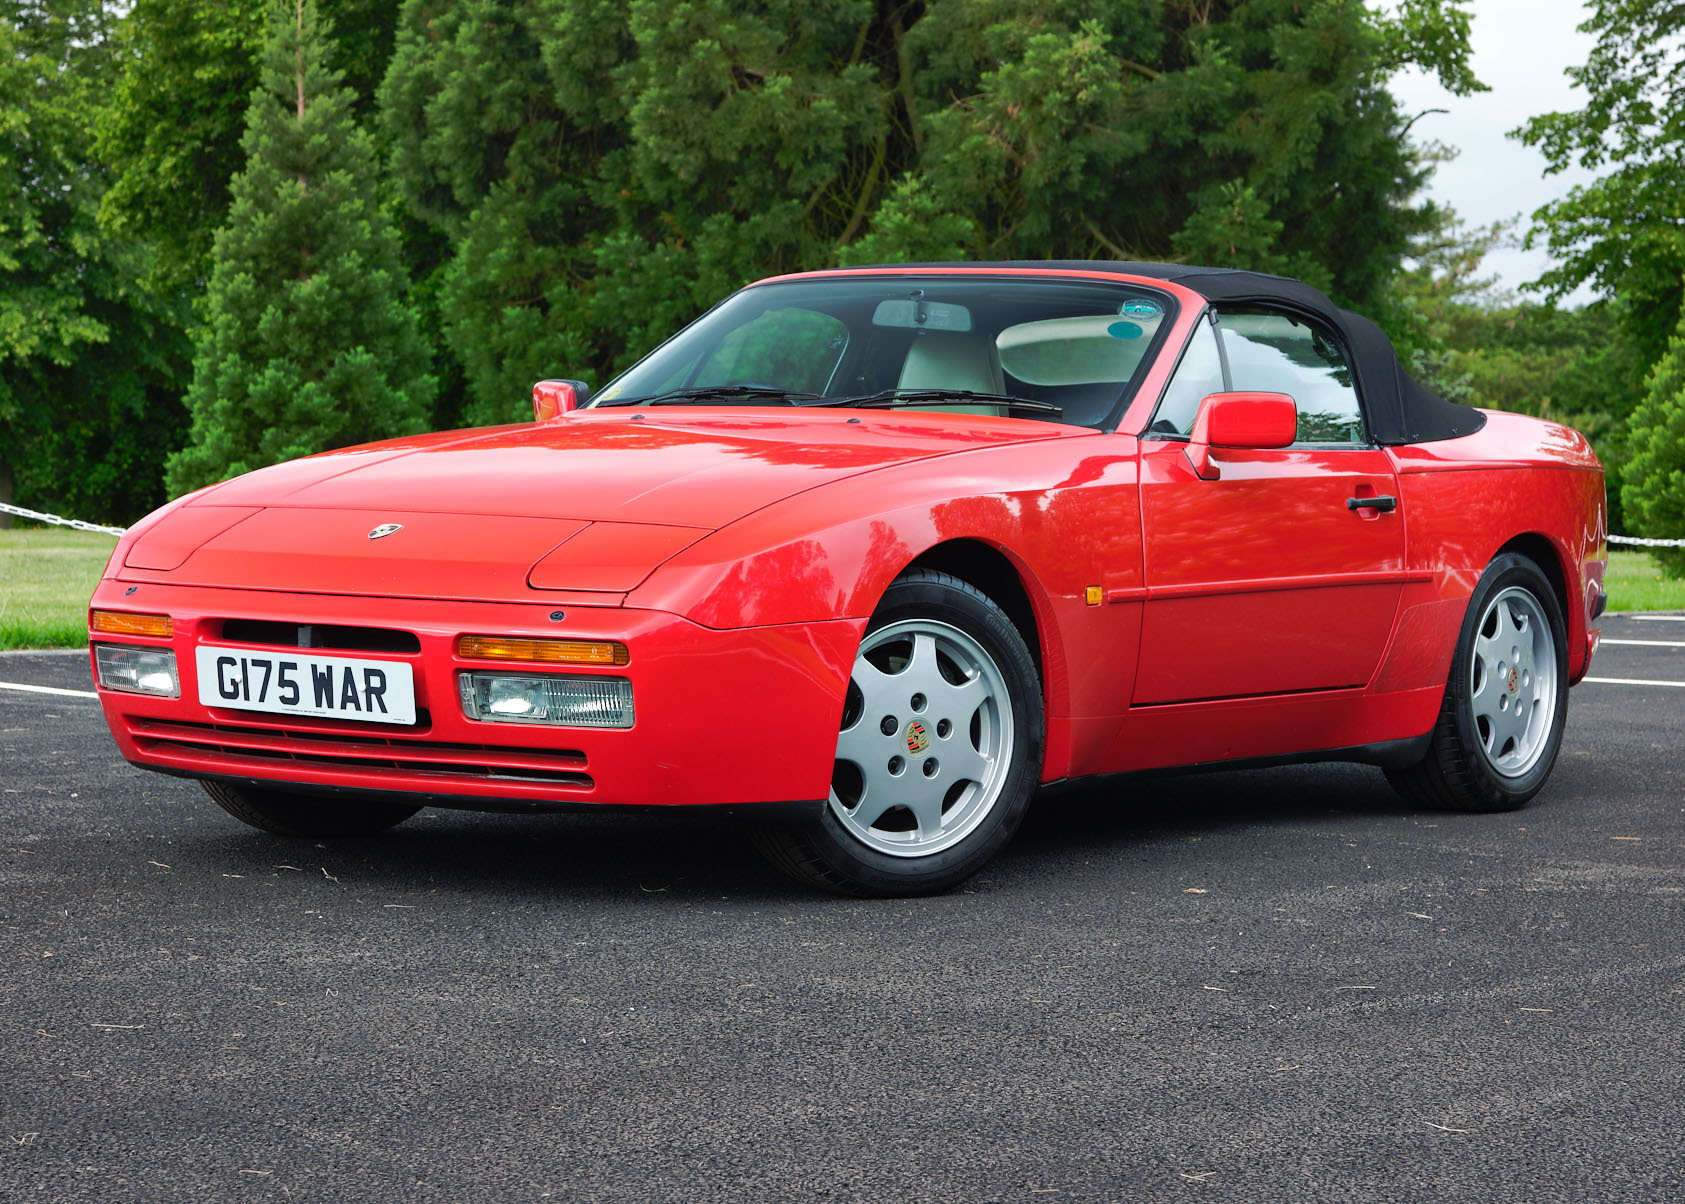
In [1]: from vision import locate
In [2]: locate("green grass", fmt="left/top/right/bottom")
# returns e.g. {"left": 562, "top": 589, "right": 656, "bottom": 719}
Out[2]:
{"left": 1607, "top": 548, "right": 1685, "bottom": 614}
{"left": 0, "top": 527, "right": 117, "bottom": 650}
{"left": 0, "top": 527, "right": 1678, "bottom": 651}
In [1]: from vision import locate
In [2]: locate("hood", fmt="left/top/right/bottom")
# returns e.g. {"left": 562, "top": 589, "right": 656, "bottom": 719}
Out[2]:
{"left": 199, "top": 409, "right": 1074, "bottom": 527}
{"left": 121, "top": 410, "right": 1076, "bottom": 602}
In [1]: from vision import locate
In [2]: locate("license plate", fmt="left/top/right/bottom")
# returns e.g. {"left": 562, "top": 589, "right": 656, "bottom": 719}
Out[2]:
{"left": 195, "top": 647, "right": 416, "bottom": 725}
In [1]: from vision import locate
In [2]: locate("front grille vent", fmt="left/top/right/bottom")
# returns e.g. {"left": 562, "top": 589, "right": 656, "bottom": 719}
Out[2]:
{"left": 129, "top": 718, "right": 592, "bottom": 788}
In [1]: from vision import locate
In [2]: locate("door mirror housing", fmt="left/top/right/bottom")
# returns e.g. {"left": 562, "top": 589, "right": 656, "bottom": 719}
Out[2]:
{"left": 1184, "top": 391, "right": 1298, "bottom": 479}
{"left": 532, "top": 378, "right": 592, "bottom": 421}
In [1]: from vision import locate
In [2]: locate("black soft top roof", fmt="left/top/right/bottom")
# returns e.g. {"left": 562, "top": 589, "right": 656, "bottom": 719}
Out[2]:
{"left": 862, "top": 260, "right": 1485, "bottom": 446}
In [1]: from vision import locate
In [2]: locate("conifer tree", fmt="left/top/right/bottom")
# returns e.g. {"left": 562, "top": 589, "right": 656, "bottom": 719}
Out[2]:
{"left": 167, "top": 0, "right": 431, "bottom": 495}
{"left": 1622, "top": 302, "right": 1685, "bottom": 577}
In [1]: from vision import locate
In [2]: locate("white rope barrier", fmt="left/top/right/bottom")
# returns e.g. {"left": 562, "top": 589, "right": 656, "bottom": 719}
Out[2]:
{"left": 0, "top": 501, "right": 126, "bottom": 536}
{"left": 1608, "top": 534, "right": 1685, "bottom": 548}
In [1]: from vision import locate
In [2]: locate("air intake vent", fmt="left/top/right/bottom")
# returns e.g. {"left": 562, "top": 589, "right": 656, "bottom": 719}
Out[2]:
{"left": 128, "top": 718, "right": 592, "bottom": 788}
{"left": 219, "top": 620, "right": 421, "bottom": 654}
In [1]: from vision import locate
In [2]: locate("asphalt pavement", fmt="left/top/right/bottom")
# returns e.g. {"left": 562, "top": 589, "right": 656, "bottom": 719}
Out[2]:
{"left": 1, "top": 615, "right": 1681, "bottom": 1202}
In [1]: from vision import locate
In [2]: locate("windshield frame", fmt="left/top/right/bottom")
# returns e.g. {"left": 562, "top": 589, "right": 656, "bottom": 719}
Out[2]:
{"left": 587, "top": 272, "right": 1183, "bottom": 431}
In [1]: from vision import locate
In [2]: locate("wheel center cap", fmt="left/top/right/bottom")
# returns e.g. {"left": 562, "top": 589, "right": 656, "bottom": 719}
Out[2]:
{"left": 1507, "top": 668, "right": 1519, "bottom": 693}
{"left": 904, "top": 720, "right": 930, "bottom": 755}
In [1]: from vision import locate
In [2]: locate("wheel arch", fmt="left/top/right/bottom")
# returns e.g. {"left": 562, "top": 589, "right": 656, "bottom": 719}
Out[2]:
{"left": 904, "top": 538, "right": 1045, "bottom": 683}
{"left": 1493, "top": 531, "right": 1582, "bottom": 668}
{"left": 852, "top": 536, "right": 1071, "bottom": 774}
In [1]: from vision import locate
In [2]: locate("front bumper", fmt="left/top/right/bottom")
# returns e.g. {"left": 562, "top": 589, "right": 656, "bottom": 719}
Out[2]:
{"left": 90, "top": 580, "right": 862, "bottom": 809}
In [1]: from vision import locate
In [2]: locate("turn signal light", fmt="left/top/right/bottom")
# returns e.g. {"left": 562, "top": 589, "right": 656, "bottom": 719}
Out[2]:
{"left": 90, "top": 610, "right": 173, "bottom": 638}
{"left": 456, "top": 635, "right": 629, "bottom": 666}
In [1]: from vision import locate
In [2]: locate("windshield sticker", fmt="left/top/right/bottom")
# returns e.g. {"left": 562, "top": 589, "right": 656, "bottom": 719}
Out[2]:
{"left": 1107, "top": 320, "right": 1144, "bottom": 340}
{"left": 1119, "top": 300, "right": 1162, "bottom": 318}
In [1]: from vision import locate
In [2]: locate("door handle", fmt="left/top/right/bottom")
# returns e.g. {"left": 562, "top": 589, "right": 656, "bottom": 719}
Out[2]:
{"left": 1346, "top": 495, "right": 1397, "bottom": 512}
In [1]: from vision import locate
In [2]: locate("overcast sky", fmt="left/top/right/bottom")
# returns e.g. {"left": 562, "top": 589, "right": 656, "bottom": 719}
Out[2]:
{"left": 1388, "top": 0, "right": 1600, "bottom": 304}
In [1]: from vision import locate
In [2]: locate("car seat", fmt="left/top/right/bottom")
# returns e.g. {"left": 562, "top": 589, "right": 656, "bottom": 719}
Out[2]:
{"left": 897, "top": 331, "right": 1006, "bottom": 415}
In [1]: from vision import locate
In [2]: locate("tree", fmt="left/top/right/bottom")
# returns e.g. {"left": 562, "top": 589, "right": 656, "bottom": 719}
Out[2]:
{"left": 0, "top": 0, "right": 187, "bottom": 526}
{"left": 1516, "top": 0, "right": 1685, "bottom": 368}
{"left": 866, "top": 0, "right": 1482, "bottom": 313}
{"left": 96, "top": 0, "right": 404, "bottom": 294}
{"left": 166, "top": 0, "right": 432, "bottom": 495}
{"left": 384, "top": 0, "right": 1485, "bottom": 426}
{"left": 1394, "top": 207, "right": 1651, "bottom": 531}
{"left": 1622, "top": 300, "right": 1685, "bottom": 575}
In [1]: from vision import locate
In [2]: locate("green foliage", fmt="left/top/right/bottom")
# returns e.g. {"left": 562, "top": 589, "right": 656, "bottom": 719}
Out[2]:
{"left": 1374, "top": 0, "right": 1486, "bottom": 95}
{"left": 1622, "top": 300, "right": 1685, "bottom": 576}
{"left": 380, "top": 0, "right": 635, "bottom": 422}
{"left": 379, "top": 0, "right": 1483, "bottom": 424}
{"left": 1170, "top": 181, "right": 1291, "bottom": 276}
{"left": 0, "top": 0, "right": 188, "bottom": 524}
{"left": 96, "top": 0, "right": 403, "bottom": 293}
{"left": 1398, "top": 219, "right": 1649, "bottom": 531}
{"left": 1516, "top": 0, "right": 1685, "bottom": 368}
{"left": 166, "top": 0, "right": 432, "bottom": 494}
{"left": 94, "top": 0, "right": 264, "bottom": 291}
{"left": 837, "top": 177, "right": 977, "bottom": 267}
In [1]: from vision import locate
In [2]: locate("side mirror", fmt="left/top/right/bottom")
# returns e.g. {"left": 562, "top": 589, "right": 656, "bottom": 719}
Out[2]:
{"left": 1184, "top": 391, "right": 1297, "bottom": 479}
{"left": 532, "top": 378, "right": 592, "bottom": 421}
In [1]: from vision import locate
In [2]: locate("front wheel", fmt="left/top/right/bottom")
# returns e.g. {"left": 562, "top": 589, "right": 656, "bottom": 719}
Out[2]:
{"left": 1386, "top": 553, "right": 1569, "bottom": 812}
{"left": 754, "top": 569, "right": 1044, "bottom": 896}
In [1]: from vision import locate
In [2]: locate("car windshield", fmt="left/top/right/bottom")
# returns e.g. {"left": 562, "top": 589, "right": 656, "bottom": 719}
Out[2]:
{"left": 589, "top": 275, "right": 1178, "bottom": 428}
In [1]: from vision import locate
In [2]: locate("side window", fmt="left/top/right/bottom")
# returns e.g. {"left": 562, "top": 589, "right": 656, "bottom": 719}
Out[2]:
{"left": 1217, "top": 308, "right": 1365, "bottom": 445}
{"left": 1147, "top": 317, "right": 1226, "bottom": 437}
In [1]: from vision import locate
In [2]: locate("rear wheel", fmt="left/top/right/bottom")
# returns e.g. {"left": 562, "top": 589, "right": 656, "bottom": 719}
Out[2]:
{"left": 201, "top": 780, "right": 421, "bottom": 837}
{"left": 1386, "top": 553, "right": 1568, "bottom": 812}
{"left": 754, "top": 569, "right": 1043, "bottom": 896}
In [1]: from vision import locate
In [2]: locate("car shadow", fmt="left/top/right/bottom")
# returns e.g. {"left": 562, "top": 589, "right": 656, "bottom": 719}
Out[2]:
{"left": 1019, "top": 760, "right": 1420, "bottom": 846}
{"left": 202, "top": 802, "right": 807, "bottom": 903}
{"left": 186, "top": 761, "right": 1424, "bottom": 902}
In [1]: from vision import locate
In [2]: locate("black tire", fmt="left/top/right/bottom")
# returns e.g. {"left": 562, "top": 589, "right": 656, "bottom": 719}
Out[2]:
{"left": 753, "top": 568, "right": 1044, "bottom": 896}
{"left": 201, "top": 780, "right": 421, "bottom": 837}
{"left": 1385, "top": 553, "right": 1569, "bottom": 813}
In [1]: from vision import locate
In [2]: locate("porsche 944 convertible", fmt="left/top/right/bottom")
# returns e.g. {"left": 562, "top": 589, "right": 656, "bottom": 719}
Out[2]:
{"left": 89, "top": 262, "right": 1607, "bottom": 894}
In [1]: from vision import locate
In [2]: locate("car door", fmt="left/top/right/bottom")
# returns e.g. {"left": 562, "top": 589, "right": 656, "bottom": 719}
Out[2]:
{"left": 1132, "top": 307, "right": 1406, "bottom": 705}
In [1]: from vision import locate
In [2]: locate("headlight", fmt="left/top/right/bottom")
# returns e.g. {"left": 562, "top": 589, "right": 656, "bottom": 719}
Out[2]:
{"left": 93, "top": 644, "right": 180, "bottom": 698}
{"left": 457, "top": 672, "right": 634, "bottom": 729}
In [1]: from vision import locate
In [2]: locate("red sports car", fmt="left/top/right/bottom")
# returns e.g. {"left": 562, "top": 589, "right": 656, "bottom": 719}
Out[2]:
{"left": 89, "top": 263, "right": 1607, "bottom": 895}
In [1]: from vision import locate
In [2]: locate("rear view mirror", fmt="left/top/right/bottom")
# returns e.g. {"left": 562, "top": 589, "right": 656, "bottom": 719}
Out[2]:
{"left": 532, "top": 378, "right": 591, "bottom": 421}
{"left": 1184, "top": 391, "right": 1297, "bottom": 479}
{"left": 872, "top": 298, "right": 972, "bottom": 332}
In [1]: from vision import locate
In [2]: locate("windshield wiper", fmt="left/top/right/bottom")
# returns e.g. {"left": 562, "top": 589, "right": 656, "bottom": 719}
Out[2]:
{"left": 813, "top": 389, "right": 1062, "bottom": 415}
{"left": 597, "top": 384, "right": 822, "bottom": 407}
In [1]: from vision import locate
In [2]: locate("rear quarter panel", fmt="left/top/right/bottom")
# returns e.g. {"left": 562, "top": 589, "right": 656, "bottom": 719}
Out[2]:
{"left": 1380, "top": 411, "right": 1606, "bottom": 693}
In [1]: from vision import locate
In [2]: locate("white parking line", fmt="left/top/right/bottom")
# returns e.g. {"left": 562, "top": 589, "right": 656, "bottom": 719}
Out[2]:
{"left": 1584, "top": 676, "right": 1685, "bottom": 689}
{"left": 1601, "top": 638, "right": 1685, "bottom": 648}
{"left": 0, "top": 681, "right": 99, "bottom": 700}
{"left": 1630, "top": 615, "right": 1685, "bottom": 622}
